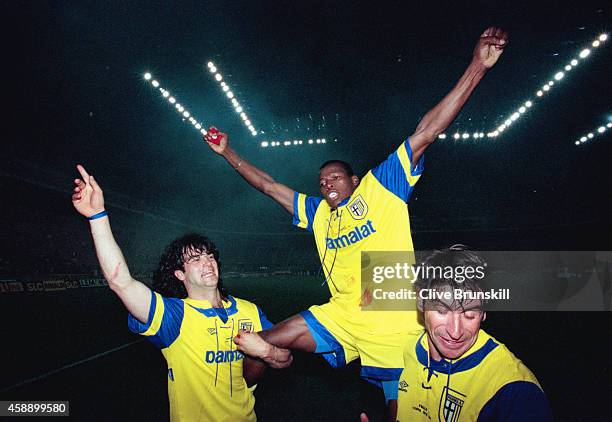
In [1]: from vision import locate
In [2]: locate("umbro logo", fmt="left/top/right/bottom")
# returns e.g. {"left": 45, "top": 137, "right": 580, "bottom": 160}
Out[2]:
{"left": 398, "top": 380, "right": 409, "bottom": 392}
{"left": 207, "top": 328, "right": 217, "bottom": 335}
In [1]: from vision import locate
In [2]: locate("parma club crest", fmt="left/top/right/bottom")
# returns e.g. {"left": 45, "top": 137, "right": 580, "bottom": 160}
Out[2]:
{"left": 238, "top": 319, "right": 253, "bottom": 332}
{"left": 439, "top": 387, "right": 466, "bottom": 422}
{"left": 347, "top": 195, "right": 368, "bottom": 220}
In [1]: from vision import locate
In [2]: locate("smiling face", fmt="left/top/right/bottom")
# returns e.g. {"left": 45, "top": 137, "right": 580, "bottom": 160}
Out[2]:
{"left": 424, "top": 297, "right": 485, "bottom": 361}
{"left": 174, "top": 246, "right": 219, "bottom": 291}
{"left": 319, "top": 163, "right": 359, "bottom": 208}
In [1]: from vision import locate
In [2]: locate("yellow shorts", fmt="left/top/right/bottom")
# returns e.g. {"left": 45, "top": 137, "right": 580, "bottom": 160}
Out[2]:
{"left": 300, "top": 301, "right": 422, "bottom": 390}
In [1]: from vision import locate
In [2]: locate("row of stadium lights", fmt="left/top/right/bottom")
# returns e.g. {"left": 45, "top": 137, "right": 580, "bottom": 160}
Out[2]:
{"left": 143, "top": 72, "right": 209, "bottom": 136}
{"left": 575, "top": 122, "right": 612, "bottom": 145}
{"left": 261, "top": 138, "right": 327, "bottom": 147}
{"left": 437, "top": 33, "right": 608, "bottom": 142}
{"left": 206, "top": 61, "right": 258, "bottom": 137}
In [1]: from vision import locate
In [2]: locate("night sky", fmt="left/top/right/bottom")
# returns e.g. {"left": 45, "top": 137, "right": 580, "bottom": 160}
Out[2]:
{"left": 2, "top": 0, "right": 611, "bottom": 249}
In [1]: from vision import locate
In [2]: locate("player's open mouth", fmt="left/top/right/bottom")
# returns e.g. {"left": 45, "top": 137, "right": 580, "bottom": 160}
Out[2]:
{"left": 328, "top": 191, "right": 338, "bottom": 200}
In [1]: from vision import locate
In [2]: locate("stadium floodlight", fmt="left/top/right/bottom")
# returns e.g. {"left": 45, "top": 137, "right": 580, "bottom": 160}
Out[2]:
{"left": 473, "top": 133, "right": 479, "bottom": 138}
{"left": 462, "top": 133, "right": 469, "bottom": 139}
{"left": 453, "top": 133, "right": 460, "bottom": 139}
{"left": 206, "top": 60, "right": 259, "bottom": 138}
{"left": 308, "top": 139, "right": 314, "bottom": 144}
{"left": 487, "top": 32, "right": 607, "bottom": 139}
{"left": 597, "top": 126, "right": 605, "bottom": 133}
{"left": 607, "top": 123, "right": 612, "bottom": 128}
{"left": 321, "top": 139, "right": 326, "bottom": 143}
{"left": 261, "top": 141, "right": 269, "bottom": 147}
{"left": 575, "top": 141, "right": 580, "bottom": 145}
{"left": 438, "top": 133, "right": 447, "bottom": 139}
{"left": 587, "top": 133, "right": 594, "bottom": 138}
{"left": 143, "top": 72, "right": 209, "bottom": 136}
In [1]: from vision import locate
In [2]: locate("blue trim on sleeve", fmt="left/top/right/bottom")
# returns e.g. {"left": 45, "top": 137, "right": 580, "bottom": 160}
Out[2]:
{"left": 128, "top": 289, "right": 156, "bottom": 334}
{"left": 360, "top": 365, "right": 403, "bottom": 382}
{"left": 371, "top": 139, "right": 423, "bottom": 202}
{"left": 478, "top": 381, "right": 553, "bottom": 422}
{"left": 416, "top": 335, "right": 499, "bottom": 375}
{"left": 382, "top": 380, "right": 399, "bottom": 402}
{"left": 404, "top": 139, "right": 424, "bottom": 176}
{"left": 305, "top": 196, "right": 322, "bottom": 232}
{"left": 300, "top": 310, "right": 346, "bottom": 368}
{"left": 292, "top": 191, "right": 301, "bottom": 227}
{"left": 257, "top": 306, "right": 274, "bottom": 330}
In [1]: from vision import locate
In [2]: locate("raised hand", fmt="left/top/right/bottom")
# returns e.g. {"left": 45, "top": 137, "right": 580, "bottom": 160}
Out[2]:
{"left": 203, "top": 126, "right": 228, "bottom": 154}
{"left": 72, "top": 164, "right": 105, "bottom": 218}
{"left": 473, "top": 27, "right": 508, "bottom": 69}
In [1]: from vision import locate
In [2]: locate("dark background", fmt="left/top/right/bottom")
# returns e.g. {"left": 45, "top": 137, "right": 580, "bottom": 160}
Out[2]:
{"left": 1, "top": 0, "right": 611, "bottom": 420}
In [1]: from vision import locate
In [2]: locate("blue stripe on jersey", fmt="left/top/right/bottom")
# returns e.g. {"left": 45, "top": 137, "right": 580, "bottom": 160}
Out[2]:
{"left": 360, "top": 365, "right": 403, "bottom": 382}
{"left": 477, "top": 381, "right": 553, "bottom": 422}
{"left": 416, "top": 333, "right": 499, "bottom": 375}
{"left": 128, "top": 294, "right": 184, "bottom": 349}
{"left": 128, "top": 289, "right": 157, "bottom": 334}
{"left": 300, "top": 310, "right": 346, "bottom": 368}
{"left": 257, "top": 306, "right": 273, "bottom": 330}
{"left": 292, "top": 192, "right": 323, "bottom": 232}
{"left": 371, "top": 139, "right": 424, "bottom": 202}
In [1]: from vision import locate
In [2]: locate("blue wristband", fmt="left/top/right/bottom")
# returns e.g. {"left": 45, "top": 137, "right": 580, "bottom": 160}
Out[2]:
{"left": 88, "top": 210, "right": 108, "bottom": 221}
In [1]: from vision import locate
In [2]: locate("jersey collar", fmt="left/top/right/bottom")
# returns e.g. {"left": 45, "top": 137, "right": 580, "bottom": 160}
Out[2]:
{"left": 416, "top": 329, "right": 499, "bottom": 376}
{"left": 184, "top": 295, "right": 238, "bottom": 318}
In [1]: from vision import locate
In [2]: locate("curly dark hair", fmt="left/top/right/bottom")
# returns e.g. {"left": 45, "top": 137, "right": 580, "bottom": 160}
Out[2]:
{"left": 153, "top": 233, "right": 227, "bottom": 299}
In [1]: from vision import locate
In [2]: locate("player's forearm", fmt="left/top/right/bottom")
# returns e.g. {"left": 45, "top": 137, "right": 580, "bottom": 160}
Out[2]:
{"left": 414, "top": 60, "right": 487, "bottom": 141}
{"left": 89, "top": 217, "right": 135, "bottom": 291}
{"left": 221, "top": 147, "right": 277, "bottom": 193}
{"left": 260, "top": 344, "right": 293, "bottom": 369}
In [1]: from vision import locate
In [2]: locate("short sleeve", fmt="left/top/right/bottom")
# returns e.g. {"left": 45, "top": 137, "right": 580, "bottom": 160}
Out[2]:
{"left": 256, "top": 306, "right": 274, "bottom": 331}
{"left": 292, "top": 192, "right": 323, "bottom": 232}
{"left": 370, "top": 138, "right": 424, "bottom": 202}
{"left": 477, "top": 381, "right": 553, "bottom": 422}
{"left": 128, "top": 291, "right": 185, "bottom": 349}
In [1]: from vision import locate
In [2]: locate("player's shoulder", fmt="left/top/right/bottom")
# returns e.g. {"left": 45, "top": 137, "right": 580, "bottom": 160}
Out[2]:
{"left": 480, "top": 331, "right": 541, "bottom": 386}
{"left": 230, "top": 295, "right": 261, "bottom": 313}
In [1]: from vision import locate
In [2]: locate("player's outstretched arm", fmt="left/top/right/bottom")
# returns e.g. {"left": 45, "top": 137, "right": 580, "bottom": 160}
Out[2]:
{"left": 408, "top": 27, "right": 508, "bottom": 166}
{"left": 72, "top": 164, "right": 151, "bottom": 323}
{"left": 203, "top": 127, "right": 296, "bottom": 215}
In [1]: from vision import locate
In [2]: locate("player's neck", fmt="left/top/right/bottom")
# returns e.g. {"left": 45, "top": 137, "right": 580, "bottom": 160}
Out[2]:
{"left": 187, "top": 287, "right": 223, "bottom": 306}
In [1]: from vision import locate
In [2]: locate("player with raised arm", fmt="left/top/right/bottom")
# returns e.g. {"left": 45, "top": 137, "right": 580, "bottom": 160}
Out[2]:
{"left": 204, "top": 27, "right": 508, "bottom": 418}
{"left": 71, "top": 164, "right": 291, "bottom": 422}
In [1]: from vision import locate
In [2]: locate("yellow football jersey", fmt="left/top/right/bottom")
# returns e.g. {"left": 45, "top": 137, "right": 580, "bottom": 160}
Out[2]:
{"left": 396, "top": 329, "right": 552, "bottom": 422}
{"left": 129, "top": 291, "right": 272, "bottom": 422}
{"left": 293, "top": 139, "right": 423, "bottom": 333}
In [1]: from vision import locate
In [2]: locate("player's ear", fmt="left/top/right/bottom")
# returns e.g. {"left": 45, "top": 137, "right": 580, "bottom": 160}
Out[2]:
{"left": 174, "top": 269, "right": 186, "bottom": 281}
{"left": 481, "top": 311, "right": 487, "bottom": 322}
{"left": 351, "top": 175, "right": 359, "bottom": 187}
